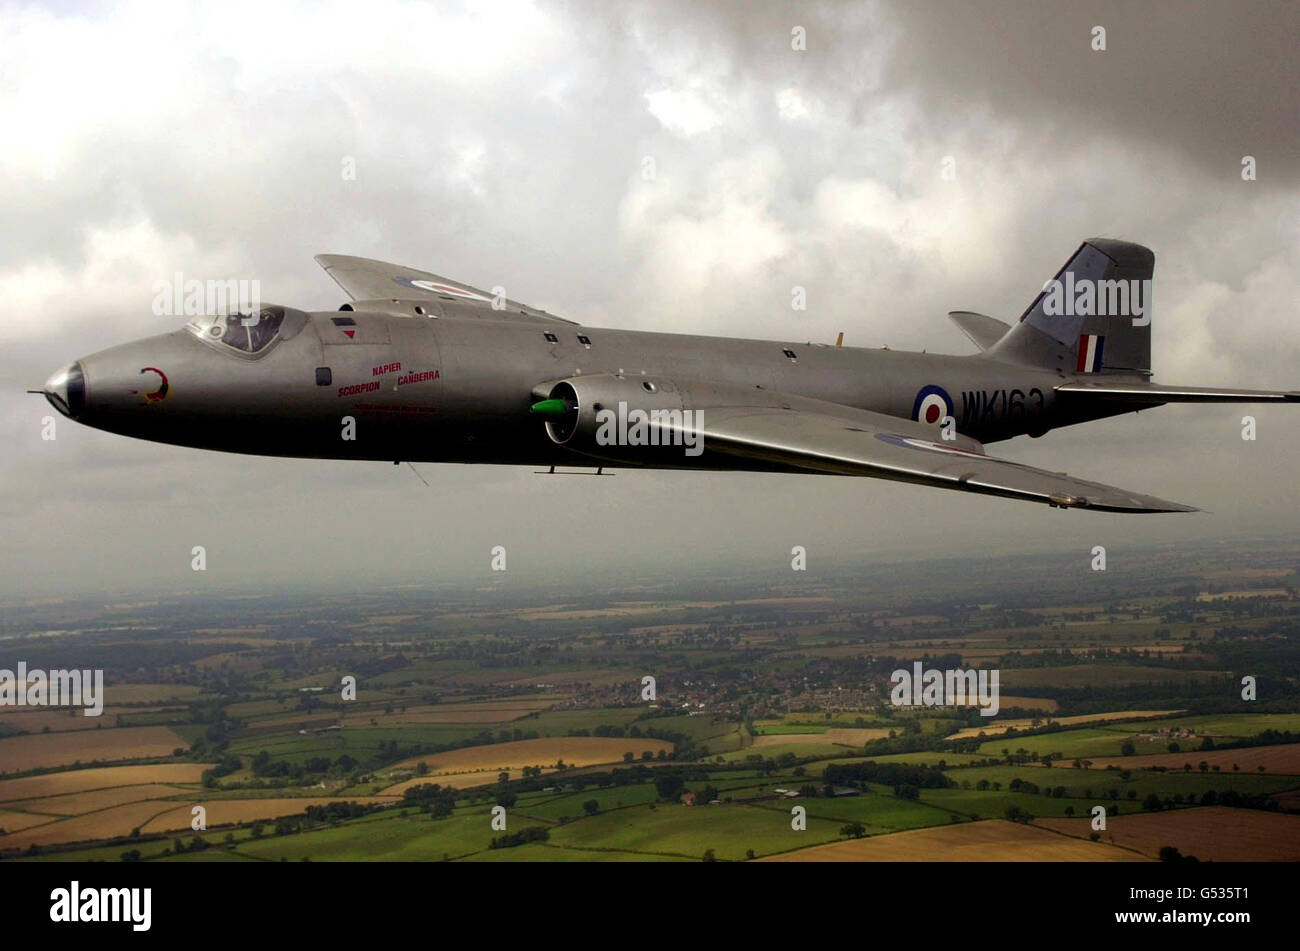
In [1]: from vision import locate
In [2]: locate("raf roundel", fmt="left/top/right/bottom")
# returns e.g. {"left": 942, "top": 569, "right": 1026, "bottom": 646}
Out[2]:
{"left": 912, "top": 384, "right": 953, "bottom": 426}
{"left": 392, "top": 275, "right": 491, "bottom": 301}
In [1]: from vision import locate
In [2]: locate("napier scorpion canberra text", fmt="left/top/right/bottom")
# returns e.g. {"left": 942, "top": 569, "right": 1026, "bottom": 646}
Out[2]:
{"left": 39, "top": 239, "right": 1299, "bottom": 512}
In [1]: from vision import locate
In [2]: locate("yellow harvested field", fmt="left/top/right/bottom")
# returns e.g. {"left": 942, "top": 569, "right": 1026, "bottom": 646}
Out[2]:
{"left": 0, "top": 726, "right": 189, "bottom": 773}
{"left": 1040, "top": 807, "right": 1300, "bottom": 861}
{"left": 140, "top": 796, "right": 398, "bottom": 834}
{"left": 0, "top": 709, "right": 121, "bottom": 732}
{"left": 948, "top": 711, "right": 1183, "bottom": 741}
{"left": 0, "top": 764, "right": 210, "bottom": 803}
{"left": 0, "top": 800, "right": 180, "bottom": 849}
{"left": 0, "top": 809, "right": 56, "bottom": 833}
{"left": 991, "top": 696, "right": 1059, "bottom": 712}
{"left": 760, "top": 820, "right": 1144, "bottom": 862}
{"left": 388, "top": 737, "right": 672, "bottom": 777}
{"left": 384, "top": 768, "right": 558, "bottom": 794}
{"left": 1085, "top": 743, "right": 1300, "bottom": 775}
{"left": 11, "top": 784, "right": 189, "bottom": 817}
{"left": 823, "top": 728, "right": 893, "bottom": 745}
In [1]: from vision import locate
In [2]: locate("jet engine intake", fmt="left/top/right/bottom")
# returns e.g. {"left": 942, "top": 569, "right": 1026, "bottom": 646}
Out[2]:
{"left": 531, "top": 375, "right": 694, "bottom": 456}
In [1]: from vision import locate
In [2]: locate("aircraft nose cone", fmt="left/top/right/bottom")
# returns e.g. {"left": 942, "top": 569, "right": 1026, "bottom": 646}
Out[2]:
{"left": 43, "top": 361, "right": 85, "bottom": 419}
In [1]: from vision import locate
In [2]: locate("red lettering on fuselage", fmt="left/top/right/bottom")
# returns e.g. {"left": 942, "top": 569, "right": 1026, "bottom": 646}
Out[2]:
{"left": 396, "top": 369, "right": 440, "bottom": 386}
{"left": 338, "top": 381, "right": 382, "bottom": 397}
{"left": 372, "top": 362, "right": 402, "bottom": 376}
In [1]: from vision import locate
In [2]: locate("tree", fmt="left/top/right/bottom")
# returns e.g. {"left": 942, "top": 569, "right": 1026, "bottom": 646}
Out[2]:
{"left": 1120, "top": 740, "right": 1136, "bottom": 756}
{"left": 840, "top": 822, "right": 866, "bottom": 839}
{"left": 582, "top": 799, "right": 600, "bottom": 816}
{"left": 654, "top": 775, "right": 684, "bottom": 801}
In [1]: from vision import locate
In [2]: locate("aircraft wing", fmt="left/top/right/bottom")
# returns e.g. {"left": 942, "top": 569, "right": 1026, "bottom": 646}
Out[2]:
{"left": 314, "top": 254, "right": 575, "bottom": 324}
{"left": 1056, "top": 380, "right": 1300, "bottom": 403}
{"left": 655, "top": 395, "right": 1196, "bottom": 513}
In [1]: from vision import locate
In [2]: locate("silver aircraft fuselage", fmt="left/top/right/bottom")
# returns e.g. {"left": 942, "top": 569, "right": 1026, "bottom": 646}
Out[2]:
{"left": 41, "top": 305, "right": 1117, "bottom": 469}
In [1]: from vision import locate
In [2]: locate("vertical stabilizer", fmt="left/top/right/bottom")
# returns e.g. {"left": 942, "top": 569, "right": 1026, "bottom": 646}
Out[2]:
{"left": 986, "top": 238, "right": 1154, "bottom": 377}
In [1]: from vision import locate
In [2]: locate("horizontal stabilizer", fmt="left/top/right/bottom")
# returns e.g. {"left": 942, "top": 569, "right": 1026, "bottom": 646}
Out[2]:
{"left": 948, "top": 311, "right": 1011, "bottom": 351}
{"left": 1057, "top": 381, "right": 1300, "bottom": 403}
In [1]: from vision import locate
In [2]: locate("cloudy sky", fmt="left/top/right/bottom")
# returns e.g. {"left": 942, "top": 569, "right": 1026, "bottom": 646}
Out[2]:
{"left": 2, "top": 0, "right": 1298, "bottom": 598}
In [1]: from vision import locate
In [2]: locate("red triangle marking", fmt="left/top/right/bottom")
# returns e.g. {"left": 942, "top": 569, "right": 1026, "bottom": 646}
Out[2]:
{"left": 343, "top": 330, "right": 355, "bottom": 339}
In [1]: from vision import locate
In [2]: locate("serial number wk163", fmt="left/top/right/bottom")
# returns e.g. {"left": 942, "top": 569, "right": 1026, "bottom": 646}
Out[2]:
{"left": 961, "top": 387, "right": 1046, "bottom": 420}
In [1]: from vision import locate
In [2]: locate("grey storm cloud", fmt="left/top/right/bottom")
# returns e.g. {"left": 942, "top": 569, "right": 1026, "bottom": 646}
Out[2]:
{"left": 0, "top": 0, "right": 1297, "bottom": 598}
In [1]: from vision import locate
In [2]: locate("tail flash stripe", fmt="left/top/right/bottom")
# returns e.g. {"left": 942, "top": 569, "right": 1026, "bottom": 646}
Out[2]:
{"left": 1077, "top": 334, "right": 1105, "bottom": 373}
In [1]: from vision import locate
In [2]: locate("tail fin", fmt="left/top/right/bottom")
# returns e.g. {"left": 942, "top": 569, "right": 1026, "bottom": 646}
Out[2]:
{"left": 985, "top": 238, "right": 1153, "bottom": 378}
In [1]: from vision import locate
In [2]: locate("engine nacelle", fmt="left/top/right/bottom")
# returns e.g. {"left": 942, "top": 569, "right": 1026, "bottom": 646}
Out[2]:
{"left": 538, "top": 374, "right": 699, "bottom": 458}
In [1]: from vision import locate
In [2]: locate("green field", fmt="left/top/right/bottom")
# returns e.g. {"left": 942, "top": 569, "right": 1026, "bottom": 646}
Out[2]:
{"left": 976, "top": 727, "right": 1151, "bottom": 760}
{"left": 1117, "top": 713, "right": 1300, "bottom": 737}
{"left": 755, "top": 787, "right": 955, "bottom": 832}
{"left": 546, "top": 801, "right": 842, "bottom": 860}
{"left": 226, "top": 724, "right": 498, "bottom": 762}
{"left": 946, "top": 765, "right": 1298, "bottom": 802}
{"left": 718, "top": 742, "right": 847, "bottom": 763}
{"left": 998, "top": 666, "right": 1230, "bottom": 689}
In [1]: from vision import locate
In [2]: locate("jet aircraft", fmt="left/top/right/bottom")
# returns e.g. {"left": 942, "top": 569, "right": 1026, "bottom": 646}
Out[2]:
{"left": 39, "top": 239, "right": 1298, "bottom": 512}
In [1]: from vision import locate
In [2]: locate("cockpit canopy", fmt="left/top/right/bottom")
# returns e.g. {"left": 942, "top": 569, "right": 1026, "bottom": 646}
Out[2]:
{"left": 186, "top": 304, "right": 309, "bottom": 357}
